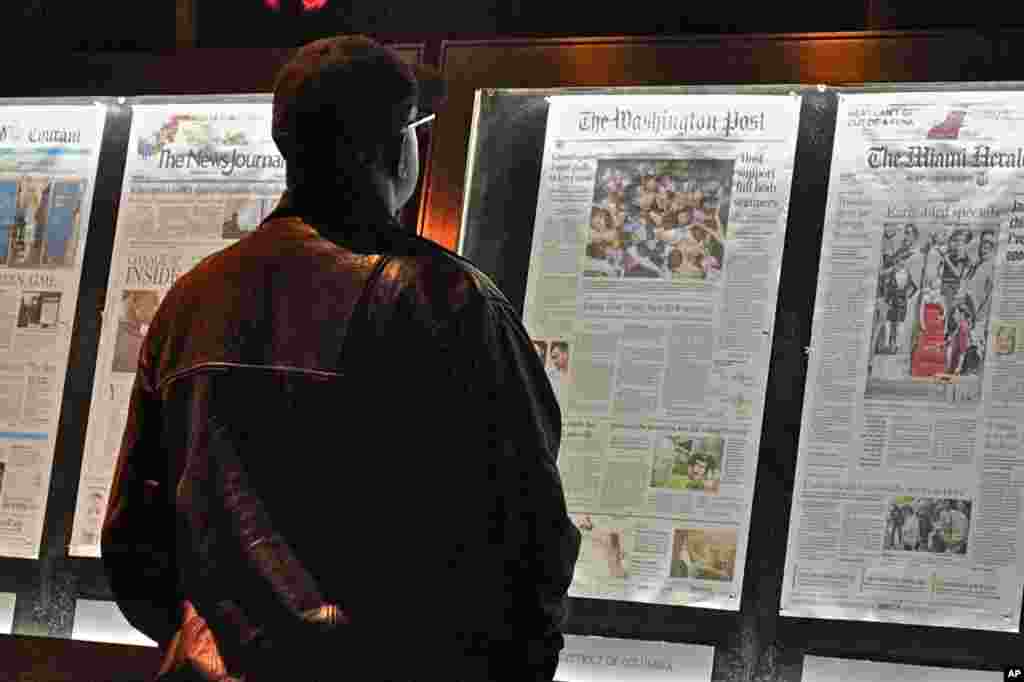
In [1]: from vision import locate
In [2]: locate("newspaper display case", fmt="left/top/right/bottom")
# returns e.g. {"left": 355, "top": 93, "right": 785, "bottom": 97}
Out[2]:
{"left": 459, "top": 84, "right": 806, "bottom": 617}
{"left": 434, "top": 34, "right": 1024, "bottom": 679}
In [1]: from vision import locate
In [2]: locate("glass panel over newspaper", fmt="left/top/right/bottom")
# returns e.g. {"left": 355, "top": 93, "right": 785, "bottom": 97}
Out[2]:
{"left": 69, "top": 97, "right": 285, "bottom": 557}
{"left": 0, "top": 100, "right": 106, "bottom": 559}
{"left": 781, "top": 90, "right": 1024, "bottom": 631}
{"left": 463, "top": 90, "right": 802, "bottom": 609}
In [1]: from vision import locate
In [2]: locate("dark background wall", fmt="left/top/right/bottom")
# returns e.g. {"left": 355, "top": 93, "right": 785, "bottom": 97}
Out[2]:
{"left": 9, "top": 0, "right": 1024, "bottom": 50}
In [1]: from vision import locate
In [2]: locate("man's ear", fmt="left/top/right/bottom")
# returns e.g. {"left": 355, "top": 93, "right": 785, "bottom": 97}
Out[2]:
{"left": 352, "top": 141, "right": 398, "bottom": 174}
{"left": 395, "top": 136, "right": 409, "bottom": 180}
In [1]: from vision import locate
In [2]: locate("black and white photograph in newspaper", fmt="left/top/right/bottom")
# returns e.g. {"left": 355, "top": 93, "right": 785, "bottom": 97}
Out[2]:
{"left": 865, "top": 222, "right": 996, "bottom": 404}
{"left": 882, "top": 496, "right": 972, "bottom": 554}
{"left": 17, "top": 292, "right": 61, "bottom": 330}
{"left": 584, "top": 159, "right": 733, "bottom": 281}
{"left": 222, "top": 197, "right": 276, "bottom": 239}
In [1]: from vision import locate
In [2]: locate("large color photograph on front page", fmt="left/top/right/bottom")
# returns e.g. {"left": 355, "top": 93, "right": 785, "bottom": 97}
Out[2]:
{"left": 584, "top": 159, "right": 733, "bottom": 281}
{"left": 866, "top": 220, "right": 995, "bottom": 404}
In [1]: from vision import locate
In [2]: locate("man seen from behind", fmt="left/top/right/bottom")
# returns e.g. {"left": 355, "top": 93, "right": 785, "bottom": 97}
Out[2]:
{"left": 102, "top": 35, "right": 581, "bottom": 682}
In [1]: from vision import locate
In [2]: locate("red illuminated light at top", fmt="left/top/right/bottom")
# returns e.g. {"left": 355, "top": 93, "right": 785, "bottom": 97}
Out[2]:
{"left": 302, "top": 0, "right": 328, "bottom": 9}
{"left": 263, "top": 0, "right": 328, "bottom": 9}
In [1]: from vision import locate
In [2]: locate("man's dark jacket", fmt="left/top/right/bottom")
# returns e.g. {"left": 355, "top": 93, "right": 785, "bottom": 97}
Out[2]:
{"left": 101, "top": 191, "right": 581, "bottom": 681}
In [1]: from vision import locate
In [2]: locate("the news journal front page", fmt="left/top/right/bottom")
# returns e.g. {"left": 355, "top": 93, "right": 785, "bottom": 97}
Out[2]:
{"left": 781, "top": 92, "right": 1024, "bottom": 631}
{"left": 69, "top": 102, "right": 285, "bottom": 557}
{"left": 0, "top": 103, "right": 105, "bottom": 559}
{"left": 525, "top": 94, "right": 801, "bottom": 609}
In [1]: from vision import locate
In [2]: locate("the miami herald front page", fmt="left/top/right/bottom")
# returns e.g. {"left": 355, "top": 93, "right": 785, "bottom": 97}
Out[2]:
{"left": 782, "top": 91, "right": 1024, "bottom": 632}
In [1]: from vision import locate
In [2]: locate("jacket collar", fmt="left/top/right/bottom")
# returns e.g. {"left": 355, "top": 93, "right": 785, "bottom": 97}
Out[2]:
{"left": 263, "top": 183, "right": 408, "bottom": 249}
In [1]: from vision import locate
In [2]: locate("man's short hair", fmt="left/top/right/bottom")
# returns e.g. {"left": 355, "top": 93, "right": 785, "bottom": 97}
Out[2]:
{"left": 271, "top": 35, "right": 445, "bottom": 166}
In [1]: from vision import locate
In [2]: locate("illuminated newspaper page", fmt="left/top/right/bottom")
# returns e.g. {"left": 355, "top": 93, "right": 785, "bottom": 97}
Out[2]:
{"left": 524, "top": 94, "right": 801, "bottom": 609}
{"left": 69, "top": 101, "right": 285, "bottom": 556}
{"left": 0, "top": 103, "right": 106, "bottom": 558}
{"left": 781, "top": 92, "right": 1024, "bottom": 631}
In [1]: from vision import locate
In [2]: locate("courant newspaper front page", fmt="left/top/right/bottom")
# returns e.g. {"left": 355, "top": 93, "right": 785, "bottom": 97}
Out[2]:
{"left": 525, "top": 94, "right": 801, "bottom": 610}
{"left": 0, "top": 103, "right": 105, "bottom": 559}
{"left": 781, "top": 91, "right": 1024, "bottom": 631}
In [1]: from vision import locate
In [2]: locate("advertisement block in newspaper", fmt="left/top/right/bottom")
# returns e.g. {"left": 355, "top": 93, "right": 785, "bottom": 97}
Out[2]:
{"left": 526, "top": 94, "right": 801, "bottom": 609}
{"left": 781, "top": 91, "right": 1024, "bottom": 631}
{"left": 0, "top": 103, "right": 106, "bottom": 559}
{"left": 69, "top": 101, "right": 285, "bottom": 557}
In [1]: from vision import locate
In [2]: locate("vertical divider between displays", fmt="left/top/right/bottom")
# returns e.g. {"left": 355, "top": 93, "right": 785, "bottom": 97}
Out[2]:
{"left": 745, "top": 88, "right": 839, "bottom": 681}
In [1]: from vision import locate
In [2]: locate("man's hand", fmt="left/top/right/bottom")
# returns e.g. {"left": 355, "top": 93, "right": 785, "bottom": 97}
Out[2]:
{"left": 169, "top": 601, "right": 240, "bottom": 682}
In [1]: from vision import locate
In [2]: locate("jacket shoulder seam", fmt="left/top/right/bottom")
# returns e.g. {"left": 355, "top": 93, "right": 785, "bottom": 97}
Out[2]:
{"left": 157, "top": 361, "right": 344, "bottom": 392}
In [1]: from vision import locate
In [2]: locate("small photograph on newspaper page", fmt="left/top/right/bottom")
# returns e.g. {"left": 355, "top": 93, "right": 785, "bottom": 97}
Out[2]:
{"left": 649, "top": 431, "right": 723, "bottom": 494}
{"left": 882, "top": 496, "right": 972, "bottom": 555}
{"left": 222, "top": 197, "right": 276, "bottom": 240}
{"left": 532, "top": 337, "right": 572, "bottom": 406}
{"left": 17, "top": 292, "right": 61, "bottom": 330}
{"left": 2, "top": 177, "right": 84, "bottom": 269}
{"left": 544, "top": 339, "right": 571, "bottom": 405}
{"left": 572, "top": 513, "right": 633, "bottom": 586}
{"left": 584, "top": 159, "right": 733, "bottom": 281}
{"left": 111, "top": 290, "right": 160, "bottom": 374}
{"left": 991, "top": 320, "right": 1024, "bottom": 356}
{"left": 866, "top": 222, "right": 996, "bottom": 404}
{"left": 669, "top": 527, "right": 738, "bottom": 582}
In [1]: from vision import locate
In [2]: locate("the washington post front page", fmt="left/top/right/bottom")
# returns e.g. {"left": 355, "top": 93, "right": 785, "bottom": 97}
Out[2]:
{"left": 523, "top": 93, "right": 801, "bottom": 610}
